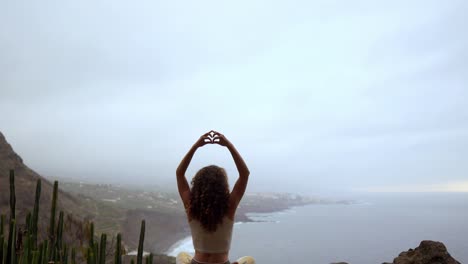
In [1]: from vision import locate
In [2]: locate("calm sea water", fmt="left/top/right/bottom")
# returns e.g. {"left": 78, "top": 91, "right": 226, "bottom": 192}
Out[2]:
{"left": 167, "top": 193, "right": 468, "bottom": 264}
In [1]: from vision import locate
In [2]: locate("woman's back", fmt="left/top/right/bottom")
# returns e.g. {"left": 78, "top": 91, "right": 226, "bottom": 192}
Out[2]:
{"left": 189, "top": 216, "right": 234, "bottom": 254}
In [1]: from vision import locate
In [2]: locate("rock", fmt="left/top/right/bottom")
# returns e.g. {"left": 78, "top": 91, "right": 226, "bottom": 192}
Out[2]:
{"left": 390, "top": 240, "right": 460, "bottom": 264}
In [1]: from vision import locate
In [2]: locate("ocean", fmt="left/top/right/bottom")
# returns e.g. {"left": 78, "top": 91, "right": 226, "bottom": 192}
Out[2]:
{"left": 166, "top": 193, "right": 468, "bottom": 264}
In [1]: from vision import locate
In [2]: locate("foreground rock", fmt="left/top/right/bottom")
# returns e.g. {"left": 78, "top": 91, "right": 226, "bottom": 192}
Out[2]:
{"left": 386, "top": 240, "right": 460, "bottom": 264}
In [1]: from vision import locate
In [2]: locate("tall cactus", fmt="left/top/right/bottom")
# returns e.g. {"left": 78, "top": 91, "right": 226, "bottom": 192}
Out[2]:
{"left": 137, "top": 220, "right": 145, "bottom": 264}
{"left": 0, "top": 233, "right": 4, "bottom": 264}
{"left": 32, "top": 179, "right": 41, "bottom": 249}
{"left": 9, "top": 170, "right": 16, "bottom": 221}
{"left": 1, "top": 173, "right": 155, "bottom": 264}
{"left": 71, "top": 247, "right": 76, "bottom": 264}
{"left": 37, "top": 243, "right": 43, "bottom": 264}
{"left": 0, "top": 215, "right": 4, "bottom": 264}
{"left": 1, "top": 214, "right": 5, "bottom": 236}
{"left": 114, "top": 233, "right": 122, "bottom": 264}
{"left": 145, "top": 253, "right": 153, "bottom": 264}
{"left": 87, "top": 247, "right": 95, "bottom": 264}
{"left": 93, "top": 242, "right": 99, "bottom": 264}
{"left": 99, "top": 233, "right": 107, "bottom": 264}
{"left": 20, "top": 231, "right": 30, "bottom": 264}
{"left": 31, "top": 251, "right": 39, "bottom": 264}
{"left": 148, "top": 253, "right": 153, "bottom": 264}
{"left": 0, "top": 214, "right": 5, "bottom": 264}
{"left": 49, "top": 181, "right": 58, "bottom": 240}
{"left": 62, "top": 244, "right": 69, "bottom": 264}
{"left": 42, "top": 234, "right": 50, "bottom": 264}
{"left": 89, "top": 222, "right": 95, "bottom": 248}
{"left": 56, "top": 211, "right": 64, "bottom": 262}
{"left": 6, "top": 219, "right": 16, "bottom": 264}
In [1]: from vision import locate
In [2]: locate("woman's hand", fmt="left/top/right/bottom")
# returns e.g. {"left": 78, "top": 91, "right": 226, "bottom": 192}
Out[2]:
{"left": 211, "top": 131, "right": 232, "bottom": 147}
{"left": 195, "top": 131, "right": 213, "bottom": 148}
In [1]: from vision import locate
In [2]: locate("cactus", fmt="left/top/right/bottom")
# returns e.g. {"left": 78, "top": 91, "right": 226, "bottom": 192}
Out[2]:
{"left": 145, "top": 253, "right": 153, "bottom": 264}
{"left": 137, "top": 220, "right": 145, "bottom": 264}
{"left": 56, "top": 212, "right": 64, "bottom": 248}
{"left": 6, "top": 219, "right": 16, "bottom": 264}
{"left": 87, "top": 247, "right": 95, "bottom": 264}
{"left": 42, "top": 239, "right": 49, "bottom": 264}
{"left": 25, "top": 212, "right": 31, "bottom": 232}
{"left": 20, "top": 233, "right": 30, "bottom": 264}
{"left": 55, "top": 211, "right": 64, "bottom": 262}
{"left": 1, "top": 214, "right": 5, "bottom": 236}
{"left": 0, "top": 215, "right": 4, "bottom": 264}
{"left": 32, "top": 179, "right": 41, "bottom": 249}
{"left": 0, "top": 233, "right": 4, "bottom": 264}
{"left": 9, "top": 170, "right": 16, "bottom": 221}
{"left": 71, "top": 247, "right": 76, "bottom": 264}
{"left": 37, "top": 243, "right": 43, "bottom": 264}
{"left": 92, "top": 241, "right": 98, "bottom": 264}
{"left": 148, "top": 253, "right": 153, "bottom": 264}
{"left": 63, "top": 244, "right": 69, "bottom": 264}
{"left": 31, "top": 251, "right": 39, "bottom": 264}
{"left": 99, "top": 233, "right": 106, "bottom": 264}
{"left": 1, "top": 171, "right": 155, "bottom": 264}
{"left": 49, "top": 181, "right": 58, "bottom": 241}
{"left": 89, "top": 222, "right": 95, "bottom": 248}
{"left": 114, "top": 233, "right": 122, "bottom": 264}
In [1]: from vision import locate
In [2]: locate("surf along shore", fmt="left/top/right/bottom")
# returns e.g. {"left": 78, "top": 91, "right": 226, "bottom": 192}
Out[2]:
{"left": 160, "top": 193, "right": 354, "bottom": 254}
{"left": 56, "top": 180, "right": 352, "bottom": 254}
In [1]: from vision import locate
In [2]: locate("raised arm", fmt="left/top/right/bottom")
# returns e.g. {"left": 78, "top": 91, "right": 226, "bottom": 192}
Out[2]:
{"left": 212, "top": 132, "right": 250, "bottom": 208}
{"left": 176, "top": 132, "right": 211, "bottom": 208}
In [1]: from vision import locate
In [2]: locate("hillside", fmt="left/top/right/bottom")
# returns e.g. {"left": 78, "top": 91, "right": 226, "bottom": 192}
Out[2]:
{"left": 0, "top": 132, "right": 93, "bottom": 245}
{"left": 0, "top": 131, "right": 176, "bottom": 263}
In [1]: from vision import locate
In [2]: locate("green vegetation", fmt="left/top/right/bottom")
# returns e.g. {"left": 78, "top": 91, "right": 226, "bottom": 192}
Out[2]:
{"left": 0, "top": 170, "right": 154, "bottom": 264}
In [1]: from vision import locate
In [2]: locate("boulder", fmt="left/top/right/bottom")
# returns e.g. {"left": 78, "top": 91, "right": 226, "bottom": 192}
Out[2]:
{"left": 390, "top": 240, "right": 460, "bottom": 264}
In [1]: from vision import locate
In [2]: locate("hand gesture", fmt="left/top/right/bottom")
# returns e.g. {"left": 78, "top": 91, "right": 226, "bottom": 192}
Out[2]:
{"left": 195, "top": 131, "right": 213, "bottom": 147}
{"left": 210, "top": 131, "right": 231, "bottom": 147}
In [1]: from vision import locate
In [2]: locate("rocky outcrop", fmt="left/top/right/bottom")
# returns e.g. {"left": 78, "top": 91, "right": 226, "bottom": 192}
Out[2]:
{"left": 385, "top": 240, "right": 460, "bottom": 264}
{"left": 332, "top": 241, "right": 460, "bottom": 264}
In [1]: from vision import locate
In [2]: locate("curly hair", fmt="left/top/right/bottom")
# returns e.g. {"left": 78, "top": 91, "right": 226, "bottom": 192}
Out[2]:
{"left": 189, "top": 165, "right": 230, "bottom": 232}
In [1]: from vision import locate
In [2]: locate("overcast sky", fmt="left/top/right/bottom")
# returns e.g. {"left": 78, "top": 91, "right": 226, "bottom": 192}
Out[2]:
{"left": 1, "top": 0, "right": 467, "bottom": 194}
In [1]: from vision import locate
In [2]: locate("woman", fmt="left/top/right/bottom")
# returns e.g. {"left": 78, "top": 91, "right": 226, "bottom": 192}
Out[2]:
{"left": 176, "top": 131, "right": 255, "bottom": 264}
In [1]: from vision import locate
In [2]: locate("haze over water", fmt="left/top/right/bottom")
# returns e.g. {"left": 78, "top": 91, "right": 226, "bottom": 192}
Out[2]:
{"left": 168, "top": 193, "right": 468, "bottom": 264}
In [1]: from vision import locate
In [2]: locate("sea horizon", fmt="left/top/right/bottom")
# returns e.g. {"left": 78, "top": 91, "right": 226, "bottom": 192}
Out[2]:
{"left": 165, "top": 192, "right": 468, "bottom": 264}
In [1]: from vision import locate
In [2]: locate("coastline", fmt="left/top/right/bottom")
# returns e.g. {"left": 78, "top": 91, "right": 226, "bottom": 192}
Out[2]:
{"left": 161, "top": 200, "right": 314, "bottom": 255}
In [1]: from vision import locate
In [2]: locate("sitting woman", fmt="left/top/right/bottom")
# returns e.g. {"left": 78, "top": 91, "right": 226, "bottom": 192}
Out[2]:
{"left": 176, "top": 131, "right": 255, "bottom": 264}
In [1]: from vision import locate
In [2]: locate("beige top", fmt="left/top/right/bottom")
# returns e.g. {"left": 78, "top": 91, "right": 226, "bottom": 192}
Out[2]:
{"left": 189, "top": 216, "right": 234, "bottom": 253}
